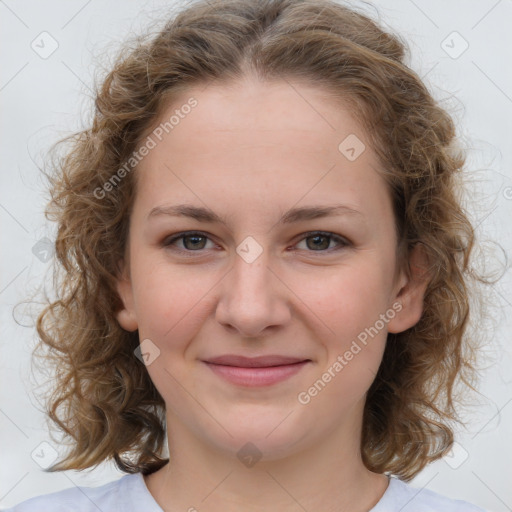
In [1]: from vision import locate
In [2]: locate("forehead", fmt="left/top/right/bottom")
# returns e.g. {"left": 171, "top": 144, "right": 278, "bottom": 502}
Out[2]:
{"left": 158, "top": 78, "right": 359, "bottom": 146}
{"left": 133, "top": 78, "right": 392, "bottom": 226}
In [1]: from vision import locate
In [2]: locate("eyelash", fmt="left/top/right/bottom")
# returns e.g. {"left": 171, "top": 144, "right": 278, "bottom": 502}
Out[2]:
{"left": 162, "top": 231, "right": 350, "bottom": 256}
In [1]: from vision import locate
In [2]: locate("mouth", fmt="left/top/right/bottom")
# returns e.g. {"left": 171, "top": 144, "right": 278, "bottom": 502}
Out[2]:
{"left": 202, "top": 355, "right": 312, "bottom": 387}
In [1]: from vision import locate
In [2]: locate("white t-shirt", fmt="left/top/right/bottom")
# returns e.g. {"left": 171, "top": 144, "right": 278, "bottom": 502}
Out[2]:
{"left": 2, "top": 473, "right": 487, "bottom": 511}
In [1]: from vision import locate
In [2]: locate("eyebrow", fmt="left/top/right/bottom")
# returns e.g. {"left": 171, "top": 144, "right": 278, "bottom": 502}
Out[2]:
{"left": 147, "top": 203, "right": 364, "bottom": 226}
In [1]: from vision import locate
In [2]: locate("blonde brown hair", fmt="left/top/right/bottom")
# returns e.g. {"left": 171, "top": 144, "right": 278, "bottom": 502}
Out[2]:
{"left": 33, "top": 0, "right": 493, "bottom": 480}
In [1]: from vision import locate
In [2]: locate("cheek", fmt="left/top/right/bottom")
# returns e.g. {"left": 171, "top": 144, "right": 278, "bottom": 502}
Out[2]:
{"left": 131, "top": 260, "right": 218, "bottom": 346}
{"left": 297, "top": 266, "right": 390, "bottom": 409}
{"left": 300, "top": 261, "right": 392, "bottom": 341}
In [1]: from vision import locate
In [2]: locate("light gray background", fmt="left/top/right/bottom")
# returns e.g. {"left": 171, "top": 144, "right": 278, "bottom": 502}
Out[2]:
{"left": 1, "top": 0, "right": 511, "bottom": 510}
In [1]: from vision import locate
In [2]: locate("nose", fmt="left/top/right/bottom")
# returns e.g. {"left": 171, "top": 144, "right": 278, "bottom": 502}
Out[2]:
{"left": 215, "top": 247, "right": 291, "bottom": 338}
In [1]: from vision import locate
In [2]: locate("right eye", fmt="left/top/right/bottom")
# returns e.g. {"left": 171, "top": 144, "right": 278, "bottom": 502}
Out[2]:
{"left": 162, "top": 231, "right": 217, "bottom": 254}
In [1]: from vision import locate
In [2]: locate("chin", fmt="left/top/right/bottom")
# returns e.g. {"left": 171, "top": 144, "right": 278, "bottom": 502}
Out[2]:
{"left": 201, "top": 409, "right": 312, "bottom": 462}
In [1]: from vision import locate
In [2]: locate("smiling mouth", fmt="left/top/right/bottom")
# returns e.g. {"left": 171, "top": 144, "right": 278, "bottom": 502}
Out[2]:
{"left": 202, "top": 357, "right": 311, "bottom": 387}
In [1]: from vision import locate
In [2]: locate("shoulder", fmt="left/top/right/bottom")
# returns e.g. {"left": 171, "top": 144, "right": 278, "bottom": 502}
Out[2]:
{"left": 373, "top": 476, "right": 488, "bottom": 512}
{"left": 1, "top": 473, "right": 140, "bottom": 512}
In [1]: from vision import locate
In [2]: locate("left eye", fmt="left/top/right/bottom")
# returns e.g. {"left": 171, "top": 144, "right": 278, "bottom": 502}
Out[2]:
{"left": 162, "top": 231, "right": 349, "bottom": 254}
{"left": 294, "top": 232, "right": 349, "bottom": 252}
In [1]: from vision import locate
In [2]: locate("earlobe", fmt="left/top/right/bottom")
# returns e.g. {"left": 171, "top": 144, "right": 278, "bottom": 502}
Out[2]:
{"left": 115, "top": 306, "right": 138, "bottom": 332}
{"left": 115, "top": 261, "right": 138, "bottom": 332}
{"left": 387, "top": 243, "right": 431, "bottom": 334}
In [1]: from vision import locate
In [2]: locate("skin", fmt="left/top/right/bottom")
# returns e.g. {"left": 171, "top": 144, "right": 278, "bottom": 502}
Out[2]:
{"left": 115, "top": 75, "right": 430, "bottom": 512}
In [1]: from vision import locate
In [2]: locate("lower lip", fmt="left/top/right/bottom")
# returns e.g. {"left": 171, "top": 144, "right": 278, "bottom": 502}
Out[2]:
{"left": 203, "top": 361, "right": 310, "bottom": 387}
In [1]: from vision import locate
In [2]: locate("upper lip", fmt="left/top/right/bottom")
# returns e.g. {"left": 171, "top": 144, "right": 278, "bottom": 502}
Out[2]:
{"left": 203, "top": 355, "right": 310, "bottom": 367}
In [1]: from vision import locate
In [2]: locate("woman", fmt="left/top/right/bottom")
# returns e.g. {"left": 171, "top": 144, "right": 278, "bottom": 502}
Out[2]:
{"left": 6, "top": 0, "right": 490, "bottom": 510}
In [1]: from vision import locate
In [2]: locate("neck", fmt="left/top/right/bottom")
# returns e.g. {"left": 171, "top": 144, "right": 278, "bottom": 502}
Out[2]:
{"left": 144, "top": 405, "right": 389, "bottom": 512}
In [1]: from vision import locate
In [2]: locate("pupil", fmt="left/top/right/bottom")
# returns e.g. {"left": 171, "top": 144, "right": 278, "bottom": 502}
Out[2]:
{"left": 185, "top": 235, "right": 205, "bottom": 250}
{"left": 308, "top": 235, "right": 328, "bottom": 250}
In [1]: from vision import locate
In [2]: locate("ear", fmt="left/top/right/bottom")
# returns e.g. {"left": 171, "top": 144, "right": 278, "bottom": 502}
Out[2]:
{"left": 387, "top": 242, "right": 431, "bottom": 334}
{"left": 115, "top": 258, "right": 138, "bottom": 332}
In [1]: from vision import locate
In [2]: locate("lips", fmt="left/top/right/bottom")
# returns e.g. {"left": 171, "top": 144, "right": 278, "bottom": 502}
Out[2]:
{"left": 204, "top": 354, "right": 310, "bottom": 367}
{"left": 202, "top": 355, "right": 311, "bottom": 387}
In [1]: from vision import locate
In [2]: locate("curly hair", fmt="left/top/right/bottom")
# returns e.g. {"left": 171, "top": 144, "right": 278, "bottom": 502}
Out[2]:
{"left": 32, "top": 0, "right": 494, "bottom": 480}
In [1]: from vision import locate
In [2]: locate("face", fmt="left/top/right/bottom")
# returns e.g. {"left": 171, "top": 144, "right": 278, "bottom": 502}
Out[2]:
{"left": 115, "top": 77, "right": 428, "bottom": 461}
